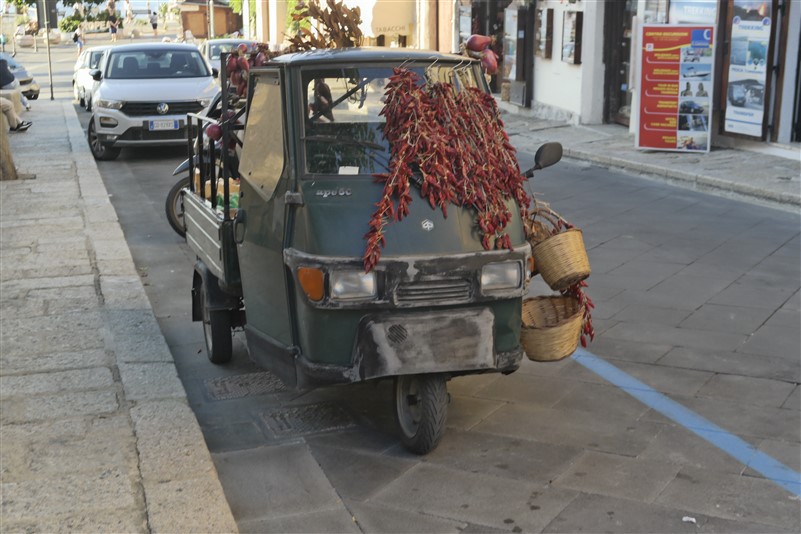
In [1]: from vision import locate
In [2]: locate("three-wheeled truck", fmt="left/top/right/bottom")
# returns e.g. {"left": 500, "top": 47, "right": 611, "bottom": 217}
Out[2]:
{"left": 182, "top": 48, "right": 562, "bottom": 454}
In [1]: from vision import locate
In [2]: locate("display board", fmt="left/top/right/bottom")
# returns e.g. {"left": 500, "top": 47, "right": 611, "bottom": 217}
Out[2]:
{"left": 723, "top": 0, "right": 772, "bottom": 138}
{"left": 637, "top": 24, "right": 715, "bottom": 152}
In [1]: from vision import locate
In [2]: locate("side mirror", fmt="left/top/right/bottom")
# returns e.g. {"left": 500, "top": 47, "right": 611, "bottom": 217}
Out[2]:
{"left": 523, "top": 142, "right": 563, "bottom": 177}
{"left": 90, "top": 69, "right": 102, "bottom": 82}
{"left": 212, "top": 67, "right": 219, "bottom": 78}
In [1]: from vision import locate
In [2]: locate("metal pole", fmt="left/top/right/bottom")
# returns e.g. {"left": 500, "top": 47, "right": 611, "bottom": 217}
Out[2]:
{"left": 42, "top": 0, "right": 54, "bottom": 100}
{"left": 208, "top": 0, "right": 214, "bottom": 38}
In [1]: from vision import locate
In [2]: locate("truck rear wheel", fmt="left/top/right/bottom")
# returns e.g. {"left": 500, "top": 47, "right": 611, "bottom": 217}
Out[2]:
{"left": 395, "top": 374, "right": 448, "bottom": 454}
{"left": 166, "top": 176, "right": 190, "bottom": 238}
{"left": 199, "top": 279, "right": 232, "bottom": 364}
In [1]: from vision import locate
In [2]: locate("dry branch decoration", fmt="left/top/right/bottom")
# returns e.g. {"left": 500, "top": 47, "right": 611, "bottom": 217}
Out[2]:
{"left": 287, "top": 0, "right": 363, "bottom": 51}
{"left": 363, "top": 67, "right": 530, "bottom": 272}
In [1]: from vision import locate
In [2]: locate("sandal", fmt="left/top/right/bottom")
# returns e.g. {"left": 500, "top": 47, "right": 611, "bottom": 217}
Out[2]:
{"left": 12, "top": 121, "right": 32, "bottom": 132}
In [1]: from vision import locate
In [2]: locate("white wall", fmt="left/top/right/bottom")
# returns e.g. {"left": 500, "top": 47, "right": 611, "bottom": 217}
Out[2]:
{"left": 532, "top": 0, "right": 584, "bottom": 123}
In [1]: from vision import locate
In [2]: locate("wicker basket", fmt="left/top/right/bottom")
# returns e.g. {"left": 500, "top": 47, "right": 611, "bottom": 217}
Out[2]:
{"left": 531, "top": 228, "right": 591, "bottom": 291}
{"left": 521, "top": 296, "right": 583, "bottom": 362}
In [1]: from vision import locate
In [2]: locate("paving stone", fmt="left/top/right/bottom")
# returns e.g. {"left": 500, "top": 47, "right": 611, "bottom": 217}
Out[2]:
{"left": 346, "top": 501, "right": 466, "bottom": 533}
{"left": 99, "top": 275, "right": 151, "bottom": 310}
{"left": 239, "top": 507, "right": 360, "bottom": 534}
{"left": 474, "top": 403, "right": 664, "bottom": 457}
{"left": 613, "top": 360, "right": 714, "bottom": 397}
{"left": 658, "top": 347, "right": 800, "bottom": 383}
{"left": 637, "top": 425, "right": 748, "bottom": 475}
{"left": 201, "top": 421, "right": 270, "bottom": 453}
{"left": 543, "top": 493, "right": 708, "bottom": 533}
{"left": 144, "top": 476, "right": 238, "bottom": 534}
{"left": 697, "top": 374, "right": 797, "bottom": 408}
{"left": 118, "top": 363, "right": 185, "bottom": 401}
{"left": 745, "top": 439, "right": 801, "bottom": 479}
{"left": 655, "top": 466, "right": 801, "bottom": 530}
{"left": 1, "top": 312, "right": 105, "bottom": 358}
{"left": 0, "top": 368, "right": 113, "bottom": 399}
{"left": 1, "top": 390, "right": 119, "bottom": 424}
{"left": 447, "top": 373, "right": 501, "bottom": 397}
{"left": 425, "top": 429, "right": 582, "bottom": 485}
{"left": 679, "top": 304, "right": 775, "bottom": 334}
{"left": 0, "top": 468, "right": 138, "bottom": 520}
{"left": 0, "top": 510, "right": 148, "bottom": 534}
{"left": 737, "top": 325, "right": 801, "bottom": 360}
{"left": 601, "top": 321, "right": 746, "bottom": 352}
{"left": 764, "top": 309, "right": 801, "bottom": 329}
{"left": 472, "top": 372, "right": 577, "bottom": 407}
{"left": 647, "top": 273, "right": 734, "bottom": 310}
{"left": 3, "top": 415, "right": 139, "bottom": 483}
{"left": 131, "top": 400, "right": 217, "bottom": 482}
{"left": 213, "top": 444, "right": 342, "bottom": 522}
{"left": 710, "top": 283, "right": 798, "bottom": 310}
{"left": 584, "top": 337, "right": 674, "bottom": 365}
{"left": 552, "top": 381, "right": 651, "bottom": 419}
{"left": 447, "top": 395, "right": 505, "bottom": 431}
{"left": 0, "top": 349, "right": 110, "bottom": 375}
{"left": 372, "top": 463, "right": 578, "bottom": 533}
{"left": 695, "top": 515, "right": 795, "bottom": 533}
{"left": 642, "top": 395, "right": 801, "bottom": 443}
{"left": 309, "top": 444, "right": 415, "bottom": 501}
{"left": 515, "top": 354, "right": 576, "bottom": 377}
{"left": 553, "top": 450, "right": 680, "bottom": 502}
{"left": 611, "top": 304, "right": 692, "bottom": 326}
{"left": 783, "top": 386, "right": 800, "bottom": 410}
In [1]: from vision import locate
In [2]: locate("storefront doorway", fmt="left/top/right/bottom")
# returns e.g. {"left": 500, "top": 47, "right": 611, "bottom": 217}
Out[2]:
{"left": 604, "top": 0, "right": 637, "bottom": 125}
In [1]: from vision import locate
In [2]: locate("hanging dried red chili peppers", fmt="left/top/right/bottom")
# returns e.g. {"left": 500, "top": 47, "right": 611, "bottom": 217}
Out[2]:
{"left": 363, "top": 68, "right": 530, "bottom": 272}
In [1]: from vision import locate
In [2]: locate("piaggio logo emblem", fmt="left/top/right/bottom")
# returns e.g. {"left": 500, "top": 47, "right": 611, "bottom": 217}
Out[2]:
{"left": 156, "top": 103, "right": 169, "bottom": 115}
{"left": 421, "top": 219, "right": 434, "bottom": 231}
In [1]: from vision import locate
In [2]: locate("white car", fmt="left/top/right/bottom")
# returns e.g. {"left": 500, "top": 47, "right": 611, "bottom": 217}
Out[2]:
{"left": 72, "top": 45, "right": 111, "bottom": 111}
{"left": 88, "top": 43, "right": 218, "bottom": 161}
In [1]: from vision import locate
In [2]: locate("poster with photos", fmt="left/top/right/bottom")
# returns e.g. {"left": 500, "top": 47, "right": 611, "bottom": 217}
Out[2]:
{"left": 637, "top": 24, "right": 714, "bottom": 152}
{"left": 724, "top": 0, "right": 771, "bottom": 138}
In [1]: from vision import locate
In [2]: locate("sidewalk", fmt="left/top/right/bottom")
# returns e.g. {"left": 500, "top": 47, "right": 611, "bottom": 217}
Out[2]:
{"left": 498, "top": 101, "right": 801, "bottom": 211}
{"left": 0, "top": 101, "right": 237, "bottom": 532}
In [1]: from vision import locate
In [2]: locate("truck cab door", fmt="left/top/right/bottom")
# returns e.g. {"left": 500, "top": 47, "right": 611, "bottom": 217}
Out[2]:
{"left": 236, "top": 68, "right": 295, "bottom": 370}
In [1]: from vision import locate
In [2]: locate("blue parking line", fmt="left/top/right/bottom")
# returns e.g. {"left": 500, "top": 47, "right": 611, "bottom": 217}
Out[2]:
{"left": 573, "top": 349, "right": 801, "bottom": 497}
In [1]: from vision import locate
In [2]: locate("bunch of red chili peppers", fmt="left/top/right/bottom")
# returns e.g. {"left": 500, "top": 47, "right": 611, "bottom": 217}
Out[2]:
{"left": 363, "top": 67, "right": 530, "bottom": 273}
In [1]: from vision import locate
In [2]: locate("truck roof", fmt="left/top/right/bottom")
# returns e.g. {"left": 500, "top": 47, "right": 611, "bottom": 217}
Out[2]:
{"left": 269, "top": 47, "right": 474, "bottom": 66}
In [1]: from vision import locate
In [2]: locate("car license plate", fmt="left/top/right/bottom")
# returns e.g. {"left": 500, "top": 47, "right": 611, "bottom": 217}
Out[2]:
{"left": 149, "top": 119, "right": 178, "bottom": 131}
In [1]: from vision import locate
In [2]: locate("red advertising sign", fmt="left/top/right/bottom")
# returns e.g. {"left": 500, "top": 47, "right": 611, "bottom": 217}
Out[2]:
{"left": 637, "top": 24, "right": 714, "bottom": 153}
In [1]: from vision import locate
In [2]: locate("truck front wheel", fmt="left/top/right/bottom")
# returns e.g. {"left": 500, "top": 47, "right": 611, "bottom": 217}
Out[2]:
{"left": 395, "top": 374, "right": 448, "bottom": 454}
{"left": 199, "top": 279, "right": 232, "bottom": 364}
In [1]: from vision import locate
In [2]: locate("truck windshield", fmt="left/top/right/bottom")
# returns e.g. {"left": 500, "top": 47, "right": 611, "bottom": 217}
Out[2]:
{"left": 301, "top": 63, "right": 481, "bottom": 176}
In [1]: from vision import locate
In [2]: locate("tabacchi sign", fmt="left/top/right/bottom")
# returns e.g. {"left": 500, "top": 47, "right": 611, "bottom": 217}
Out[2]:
{"left": 637, "top": 25, "right": 714, "bottom": 153}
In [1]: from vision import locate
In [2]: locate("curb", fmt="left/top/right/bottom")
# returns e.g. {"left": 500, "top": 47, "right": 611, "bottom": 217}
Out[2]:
{"left": 64, "top": 103, "right": 238, "bottom": 532}
{"left": 562, "top": 146, "right": 801, "bottom": 211}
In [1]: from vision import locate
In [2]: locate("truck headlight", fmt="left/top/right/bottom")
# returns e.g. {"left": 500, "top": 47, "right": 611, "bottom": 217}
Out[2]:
{"left": 95, "top": 98, "right": 123, "bottom": 110}
{"left": 199, "top": 98, "right": 212, "bottom": 108}
{"left": 330, "top": 270, "right": 377, "bottom": 301}
{"left": 481, "top": 261, "right": 522, "bottom": 293}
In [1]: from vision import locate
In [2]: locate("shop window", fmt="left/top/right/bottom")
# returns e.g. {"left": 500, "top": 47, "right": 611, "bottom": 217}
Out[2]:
{"left": 561, "top": 11, "right": 582, "bottom": 64}
{"left": 535, "top": 7, "right": 553, "bottom": 59}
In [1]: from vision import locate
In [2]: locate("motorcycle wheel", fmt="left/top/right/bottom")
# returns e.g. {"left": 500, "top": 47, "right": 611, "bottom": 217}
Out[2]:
{"left": 166, "top": 175, "right": 190, "bottom": 238}
{"left": 395, "top": 373, "right": 448, "bottom": 454}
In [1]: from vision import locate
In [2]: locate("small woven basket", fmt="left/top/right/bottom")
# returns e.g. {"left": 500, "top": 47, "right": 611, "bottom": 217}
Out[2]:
{"left": 531, "top": 228, "right": 591, "bottom": 291}
{"left": 521, "top": 296, "right": 583, "bottom": 362}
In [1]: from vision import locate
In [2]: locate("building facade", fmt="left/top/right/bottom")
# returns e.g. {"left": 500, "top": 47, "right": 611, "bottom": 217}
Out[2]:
{"left": 243, "top": 0, "right": 800, "bottom": 146}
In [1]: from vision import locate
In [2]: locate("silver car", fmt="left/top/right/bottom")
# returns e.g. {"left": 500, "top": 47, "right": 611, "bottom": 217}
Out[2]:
{"left": 0, "top": 52, "right": 40, "bottom": 100}
{"left": 72, "top": 45, "right": 111, "bottom": 111}
{"left": 199, "top": 38, "right": 259, "bottom": 72}
{"left": 88, "top": 43, "right": 218, "bottom": 161}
